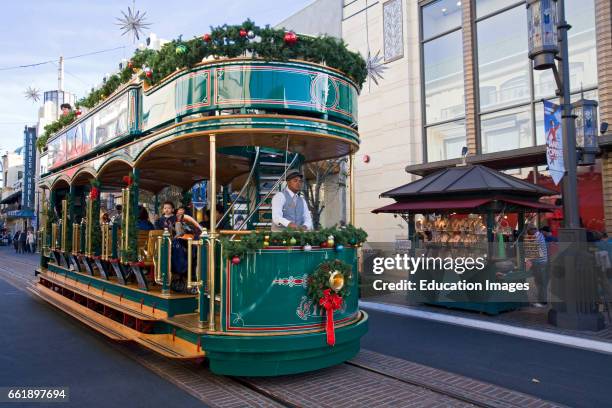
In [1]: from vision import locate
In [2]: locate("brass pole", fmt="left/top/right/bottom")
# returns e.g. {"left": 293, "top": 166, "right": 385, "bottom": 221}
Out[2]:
{"left": 61, "top": 199, "right": 67, "bottom": 251}
{"left": 208, "top": 134, "right": 217, "bottom": 331}
{"left": 349, "top": 154, "right": 355, "bottom": 226}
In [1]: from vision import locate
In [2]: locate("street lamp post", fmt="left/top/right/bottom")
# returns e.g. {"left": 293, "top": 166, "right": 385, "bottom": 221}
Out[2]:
{"left": 527, "top": 0, "right": 604, "bottom": 330}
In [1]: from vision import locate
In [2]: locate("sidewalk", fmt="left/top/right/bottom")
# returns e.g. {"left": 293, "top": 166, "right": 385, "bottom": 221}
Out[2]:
{"left": 361, "top": 291, "right": 612, "bottom": 354}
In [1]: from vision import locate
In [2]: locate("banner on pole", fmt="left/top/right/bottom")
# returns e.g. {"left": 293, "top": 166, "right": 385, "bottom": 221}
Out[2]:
{"left": 22, "top": 126, "right": 37, "bottom": 210}
{"left": 544, "top": 100, "right": 564, "bottom": 185}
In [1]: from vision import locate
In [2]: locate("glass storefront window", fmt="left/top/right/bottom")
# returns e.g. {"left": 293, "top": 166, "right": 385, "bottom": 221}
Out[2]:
{"left": 422, "top": 0, "right": 462, "bottom": 40}
{"left": 424, "top": 30, "right": 465, "bottom": 124}
{"left": 534, "top": 0, "right": 597, "bottom": 98}
{"left": 426, "top": 120, "right": 466, "bottom": 162}
{"left": 481, "top": 105, "right": 532, "bottom": 153}
{"left": 477, "top": 5, "right": 530, "bottom": 111}
{"left": 476, "top": 0, "right": 522, "bottom": 18}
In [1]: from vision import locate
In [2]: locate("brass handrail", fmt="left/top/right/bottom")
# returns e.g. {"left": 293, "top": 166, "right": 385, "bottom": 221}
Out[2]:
{"left": 187, "top": 238, "right": 204, "bottom": 289}
{"left": 154, "top": 235, "right": 163, "bottom": 285}
{"left": 72, "top": 223, "right": 80, "bottom": 254}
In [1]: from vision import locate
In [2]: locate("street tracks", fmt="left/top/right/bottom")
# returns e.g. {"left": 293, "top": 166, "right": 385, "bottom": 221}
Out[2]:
{"left": 0, "top": 250, "right": 560, "bottom": 408}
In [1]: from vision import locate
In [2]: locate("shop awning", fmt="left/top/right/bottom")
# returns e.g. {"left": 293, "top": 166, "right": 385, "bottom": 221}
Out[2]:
{"left": 0, "top": 190, "right": 21, "bottom": 205}
{"left": 372, "top": 198, "right": 491, "bottom": 213}
{"left": 5, "top": 209, "right": 35, "bottom": 218}
{"left": 501, "top": 198, "right": 557, "bottom": 210}
{"left": 372, "top": 197, "right": 557, "bottom": 214}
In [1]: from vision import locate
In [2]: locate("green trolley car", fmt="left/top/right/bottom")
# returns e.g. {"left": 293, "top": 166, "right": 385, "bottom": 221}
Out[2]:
{"left": 33, "top": 53, "right": 368, "bottom": 376}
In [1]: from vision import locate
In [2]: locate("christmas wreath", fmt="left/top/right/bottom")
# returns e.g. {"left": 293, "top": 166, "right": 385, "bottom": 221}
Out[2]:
{"left": 307, "top": 259, "right": 352, "bottom": 346}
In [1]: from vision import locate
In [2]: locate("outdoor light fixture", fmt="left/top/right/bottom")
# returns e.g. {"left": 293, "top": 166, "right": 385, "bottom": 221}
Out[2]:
{"left": 526, "top": 0, "right": 559, "bottom": 70}
{"left": 573, "top": 95, "right": 599, "bottom": 165}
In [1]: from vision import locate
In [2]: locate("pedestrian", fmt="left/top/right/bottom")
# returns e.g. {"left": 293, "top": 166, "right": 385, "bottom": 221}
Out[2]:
{"left": 27, "top": 229, "right": 36, "bottom": 253}
{"left": 526, "top": 224, "right": 548, "bottom": 307}
{"left": 18, "top": 230, "right": 27, "bottom": 254}
{"left": 13, "top": 230, "right": 20, "bottom": 253}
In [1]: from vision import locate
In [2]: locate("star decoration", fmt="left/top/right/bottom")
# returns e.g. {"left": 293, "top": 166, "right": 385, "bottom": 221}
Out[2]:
{"left": 366, "top": 50, "right": 387, "bottom": 86}
{"left": 116, "top": 2, "right": 151, "bottom": 42}
{"left": 24, "top": 86, "right": 41, "bottom": 102}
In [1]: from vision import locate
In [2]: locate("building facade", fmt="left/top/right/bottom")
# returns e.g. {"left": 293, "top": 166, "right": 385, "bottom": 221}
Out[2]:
{"left": 0, "top": 148, "right": 25, "bottom": 234}
{"left": 337, "top": 0, "right": 611, "bottom": 241}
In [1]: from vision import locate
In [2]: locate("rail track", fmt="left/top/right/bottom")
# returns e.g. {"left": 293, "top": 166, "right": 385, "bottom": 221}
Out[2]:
{"left": 0, "top": 249, "right": 557, "bottom": 408}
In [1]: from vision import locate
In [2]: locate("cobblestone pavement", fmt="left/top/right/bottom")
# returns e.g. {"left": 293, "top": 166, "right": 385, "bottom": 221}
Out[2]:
{"left": 0, "top": 247, "right": 563, "bottom": 408}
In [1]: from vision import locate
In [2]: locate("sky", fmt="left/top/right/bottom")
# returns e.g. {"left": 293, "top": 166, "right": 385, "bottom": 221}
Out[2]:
{"left": 0, "top": 0, "right": 314, "bottom": 154}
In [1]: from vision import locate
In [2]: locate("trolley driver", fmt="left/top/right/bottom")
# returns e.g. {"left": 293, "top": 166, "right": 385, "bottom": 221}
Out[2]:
{"left": 271, "top": 170, "right": 313, "bottom": 231}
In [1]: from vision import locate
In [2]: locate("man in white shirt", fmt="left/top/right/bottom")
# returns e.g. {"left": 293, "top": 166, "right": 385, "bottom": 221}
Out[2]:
{"left": 271, "top": 170, "right": 313, "bottom": 231}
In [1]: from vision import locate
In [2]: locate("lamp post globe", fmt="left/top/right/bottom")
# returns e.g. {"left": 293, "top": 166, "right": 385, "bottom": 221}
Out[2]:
{"left": 527, "top": 0, "right": 559, "bottom": 70}
{"left": 573, "top": 96, "right": 599, "bottom": 165}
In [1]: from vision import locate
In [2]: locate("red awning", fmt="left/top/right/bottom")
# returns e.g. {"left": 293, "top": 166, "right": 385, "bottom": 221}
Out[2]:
{"left": 372, "top": 197, "right": 557, "bottom": 214}
{"left": 372, "top": 198, "right": 490, "bottom": 213}
{"left": 500, "top": 198, "right": 557, "bottom": 210}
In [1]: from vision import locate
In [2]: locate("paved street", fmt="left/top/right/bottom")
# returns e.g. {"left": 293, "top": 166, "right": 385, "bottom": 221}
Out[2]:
{"left": 0, "top": 249, "right": 207, "bottom": 408}
{"left": 360, "top": 308, "right": 612, "bottom": 408}
{"left": 0, "top": 246, "right": 581, "bottom": 407}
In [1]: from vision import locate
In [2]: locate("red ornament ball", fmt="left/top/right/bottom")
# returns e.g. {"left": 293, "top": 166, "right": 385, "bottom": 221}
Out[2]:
{"left": 320, "top": 241, "right": 328, "bottom": 248}
{"left": 239, "top": 29, "right": 248, "bottom": 38}
{"left": 231, "top": 256, "right": 241, "bottom": 265}
{"left": 203, "top": 33, "right": 212, "bottom": 42}
{"left": 75, "top": 109, "right": 82, "bottom": 116}
{"left": 127, "top": 61, "right": 133, "bottom": 69}
{"left": 145, "top": 70, "right": 152, "bottom": 78}
{"left": 284, "top": 31, "right": 298, "bottom": 45}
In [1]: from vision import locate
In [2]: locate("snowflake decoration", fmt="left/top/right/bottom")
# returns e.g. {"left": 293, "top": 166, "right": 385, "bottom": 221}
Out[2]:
{"left": 366, "top": 50, "right": 387, "bottom": 86}
{"left": 24, "top": 86, "right": 40, "bottom": 102}
{"left": 116, "top": 2, "right": 151, "bottom": 42}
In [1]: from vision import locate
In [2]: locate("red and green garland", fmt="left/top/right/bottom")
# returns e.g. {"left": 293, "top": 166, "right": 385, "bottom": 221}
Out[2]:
{"left": 307, "top": 259, "right": 352, "bottom": 346}
{"left": 38, "top": 20, "right": 366, "bottom": 152}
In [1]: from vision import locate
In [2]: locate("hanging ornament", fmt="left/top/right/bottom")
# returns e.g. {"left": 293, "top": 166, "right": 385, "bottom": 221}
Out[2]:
{"left": 145, "top": 70, "right": 152, "bottom": 78}
{"left": 247, "top": 30, "right": 255, "bottom": 39}
{"left": 282, "top": 240, "right": 287, "bottom": 246}
{"left": 231, "top": 256, "right": 241, "bottom": 265}
{"left": 320, "top": 241, "right": 328, "bottom": 248}
{"left": 239, "top": 28, "right": 248, "bottom": 38}
{"left": 75, "top": 109, "right": 82, "bottom": 116}
{"left": 202, "top": 33, "right": 212, "bottom": 42}
{"left": 327, "top": 235, "right": 335, "bottom": 247}
{"left": 289, "top": 237, "right": 297, "bottom": 246}
{"left": 263, "top": 241, "right": 270, "bottom": 248}
{"left": 175, "top": 44, "right": 187, "bottom": 54}
{"left": 283, "top": 31, "right": 298, "bottom": 45}
{"left": 127, "top": 60, "right": 134, "bottom": 69}
{"left": 116, "top": 1, "right": 151, "bottom": 42}
{"left": 303, "top": 244, "right": 312, "bottom": 252}
{"left": 366, "top": 50, "right": 387, "bottom": 86}
{"left": 24, "top": 86, "right": 41, "bottom": 103}
{"left": 335, "top": 244, "right": 344, "bottom": 252}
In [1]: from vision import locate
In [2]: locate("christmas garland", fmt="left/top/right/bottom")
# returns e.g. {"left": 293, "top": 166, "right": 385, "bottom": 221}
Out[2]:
{"left": 221, "top": 224, "right": 367, "bottom": 259}
{"left": 38, "top": 20, "right": 366, "bottom": 151}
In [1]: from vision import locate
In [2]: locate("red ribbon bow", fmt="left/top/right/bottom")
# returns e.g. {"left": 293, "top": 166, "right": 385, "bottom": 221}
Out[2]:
{"left": 319, "top": 289, "right": 343, "bottom": 346}
{"left": 90, "top": 187, "right": 100, "bottom": 200}
{"left": 122, "top": 175, "right": 133, "bottom": 186}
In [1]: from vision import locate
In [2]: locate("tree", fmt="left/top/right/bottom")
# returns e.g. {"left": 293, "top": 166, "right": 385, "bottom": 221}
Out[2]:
{"left": 303, "top": 158, "right": 347, "bottom": 229}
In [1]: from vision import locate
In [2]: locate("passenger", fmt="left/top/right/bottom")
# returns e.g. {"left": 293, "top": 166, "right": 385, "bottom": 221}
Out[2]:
{"left": 155, "top": 201, "right": 177, "bottom": 233}
{"left": 175, "top": 206, "right": 202, "bottom": 238}
{"left": 137, "top": 206, "right": 154, "bottom": 231}
{"left": 271, "top": 169, "right": 313, "bottom": 232}
{"left": 100, "top": 212, "right": 110, "bottom": 224}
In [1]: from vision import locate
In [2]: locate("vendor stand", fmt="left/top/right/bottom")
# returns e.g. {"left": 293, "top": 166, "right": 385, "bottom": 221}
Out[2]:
{"left": 373, "top": 164, "right": 557, "bottom": 315}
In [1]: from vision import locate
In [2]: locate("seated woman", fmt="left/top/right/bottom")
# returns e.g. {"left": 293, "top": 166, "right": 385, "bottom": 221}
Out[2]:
{"left": 137, "top": 206, "right": 154, "bottom": 231}
{"left": 155, "top": 202, "right": 202, "bottom": 292}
